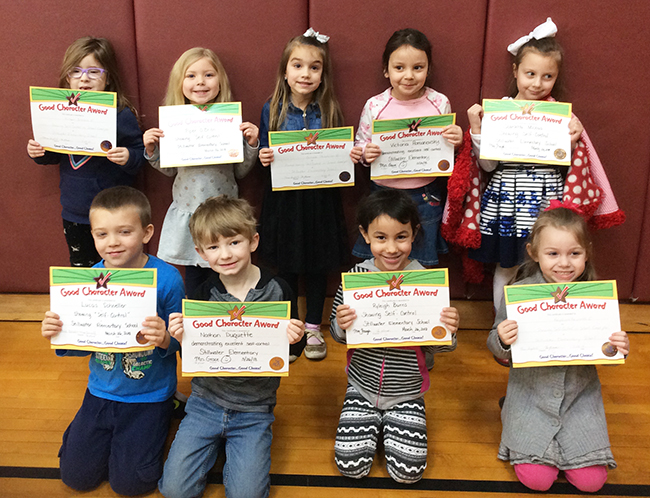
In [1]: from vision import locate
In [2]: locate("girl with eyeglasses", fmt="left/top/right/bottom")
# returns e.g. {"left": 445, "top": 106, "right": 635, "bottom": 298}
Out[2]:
{"left": 27, "top": 37, "right": 145, "bottom": 267}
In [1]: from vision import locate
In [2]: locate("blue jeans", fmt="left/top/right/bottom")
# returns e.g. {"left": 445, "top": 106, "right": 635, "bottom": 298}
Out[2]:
{"left": 159, "top": 394, "right": 274, "bottom": 498}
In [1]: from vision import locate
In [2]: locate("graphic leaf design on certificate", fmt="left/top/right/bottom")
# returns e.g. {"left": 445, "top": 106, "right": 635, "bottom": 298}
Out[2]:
{"left": 506, "top": 281, "right": 616, "bottom": 304}
{"left": 343, "top": 269, "right": 447, "bottom": 290}
{"left": 183, "top": 301, "right": 290, "bottom": 319}
{"left": 191, "top": 102, "right": 241, "bottom": 114}
{"left": 372, "top": 115, "right": 454, "bottom": 134}
{"left": 268, "top": 127, "right": 352, "bottom": 146}
{"left": 31, "top": 87, "right": 117, "bottom": 107}
{"left": 50, "top": 268, "right": 155, "bottom": 286}
{"left": 482, "top": 99, "right": 571, "bottom": 117}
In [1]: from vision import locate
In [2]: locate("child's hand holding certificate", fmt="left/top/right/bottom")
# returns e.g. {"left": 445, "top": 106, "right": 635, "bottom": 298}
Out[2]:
{"left": 180, "top": 300, "right": 291, "bottom": 376}
{"left": 342, "top": 269, "right": 452, "bottom": 348}
{"left": 506, "top": 280, "right": 625, "bottom": 367}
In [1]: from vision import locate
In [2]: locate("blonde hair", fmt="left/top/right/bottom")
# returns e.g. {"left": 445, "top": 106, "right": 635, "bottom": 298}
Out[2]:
{"left": 163, "top": 47, "right": 232, "bottom": 106}
{"left": 518, "top": 207, "right": 596, "bottom": 281}
{"left": 59, "top": 36, "right": 135, "bottom": 113}
{"left": 189, "top": 196, "right": 257, "bottom": 248}
{"left": 268, "top": 35, "right": 343, "bottom": 131}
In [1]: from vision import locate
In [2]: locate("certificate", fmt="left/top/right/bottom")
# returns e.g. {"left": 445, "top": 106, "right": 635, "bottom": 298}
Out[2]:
{"left": 269, "top": 127, "right": 355, "bottom": 190}
{"left": 370, "top": 114, "right": 455, "bottom": 180}
{"left": 181, "top": 300, "right": 291, "bottom": 377}
{"left": 30, "top": 86, "right": 117, "bottom": 156}
{"left": 506, "top": 280, "right": 625, "bottom": 368}
{"left": 342, "top": 269, "right": 452, "bottom": 348}
{"left": 480, "top": 99, "right": 572, "bottom": 165}
{"left": 49, "top": 267, "right": 157, "bottom": 352}
{"left": 158, "top": 102, "right": 243, "bottom": 168}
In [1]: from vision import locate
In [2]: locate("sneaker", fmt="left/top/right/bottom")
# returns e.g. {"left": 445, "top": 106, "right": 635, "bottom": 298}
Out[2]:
{"left": 305, "top": 329, "right": 327, "bottom": 360}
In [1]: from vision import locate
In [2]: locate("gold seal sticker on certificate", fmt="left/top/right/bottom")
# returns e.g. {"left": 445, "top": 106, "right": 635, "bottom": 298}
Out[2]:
{"left": 431, "top": 326, "right": 447, "bottom": 339}
{"left": 269, "top": 357, "right": 285, "bottom": 371}
{"left": 181, "top": 300, "right": 291, "bottom": 377}
{"left": 601, "top": 342, "right": 618, "bottom": 357}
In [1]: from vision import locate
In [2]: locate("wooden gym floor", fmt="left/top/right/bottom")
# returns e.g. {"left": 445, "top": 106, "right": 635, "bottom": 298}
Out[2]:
{"left": 1, "top": 295, "right": 649, "bottom": 497}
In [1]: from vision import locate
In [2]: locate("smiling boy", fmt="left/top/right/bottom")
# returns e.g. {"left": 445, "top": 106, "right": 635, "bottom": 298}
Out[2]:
{"left": 41, "top": 186, "right": 184, "bottom": 496}
{"left": 159, "top": 195, "right": 305, "bottom": 498}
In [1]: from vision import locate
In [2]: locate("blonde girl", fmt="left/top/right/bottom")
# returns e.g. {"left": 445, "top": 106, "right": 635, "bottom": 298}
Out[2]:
{"left": 27, "top": 36, "right": 145, "bottom": 267}
{"left": 143, "top": 47, "right": 259, "bottom": 296}
{"left": 488, "top": 206, "right": 629, "bottom": 492}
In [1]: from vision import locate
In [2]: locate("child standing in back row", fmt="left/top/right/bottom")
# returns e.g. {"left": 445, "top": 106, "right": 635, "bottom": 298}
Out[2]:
{"left": 331, "top": 189, "right": 460, "bottom": 483}
{"left": 144, "top": 47, "right": 259, "bottom": 296}
{"left": 457, "top": 18, "right": 624, "bottom": 306}
{"left": 27, "top": 37, "right": 146, "bottom": 267}
{"left": 258, "top": 29, "right": 349, "bottom": 361}
{"left": 488, "top": 206, "right": 629, "bottom": 492}
{"left": 350, "top": 28, "right": 463, "bottom": 267}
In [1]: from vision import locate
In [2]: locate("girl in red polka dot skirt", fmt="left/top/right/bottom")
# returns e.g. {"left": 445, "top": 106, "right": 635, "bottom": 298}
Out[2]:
{"left": 442, "top": 18, "right": 624, "bottom": 306}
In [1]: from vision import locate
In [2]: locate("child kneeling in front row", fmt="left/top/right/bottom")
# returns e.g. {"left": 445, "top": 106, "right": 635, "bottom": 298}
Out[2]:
{"left": 41, "top": 186, "right": 185, "bottom": 496}
{"left": 331, "top": 189, "right": 460, "bottom": 484}
{"left": 159, "top": 196, "right": 306, "bottom": 498}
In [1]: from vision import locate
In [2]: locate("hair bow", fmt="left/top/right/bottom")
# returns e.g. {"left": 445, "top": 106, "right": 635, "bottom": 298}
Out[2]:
{"left": 303, "top": 27, "right": 330, "bottom": 43}
{"left": 507, "top": 17, "right": 557, "bottom": 55}
{"left": 545, "top": 199, "right": 585, "bottom": 217}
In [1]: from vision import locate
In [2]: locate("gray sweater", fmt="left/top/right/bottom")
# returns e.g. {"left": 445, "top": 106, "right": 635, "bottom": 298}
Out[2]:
{"left": 488, "top": 271, "right": 615, "bottom": 467}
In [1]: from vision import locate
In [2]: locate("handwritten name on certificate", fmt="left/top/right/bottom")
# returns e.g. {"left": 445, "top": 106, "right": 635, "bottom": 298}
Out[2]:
{"left": 30, "top": 87, "right": 117, "bottom": 156}
{"left": 342, "top": 269, "right": 451, "bottom": 348}
{"left": 506, "top": 280, "right": 625, "bottom": 368}
{"left": 49, "top": 267, "right": 157, "bottom": 352}
{"left": 269, "top": 127, "right": 355, "bottom": 190}
{"left": 159, "top": 102, "right": 243, "bottom": 168}
{"left": 370, "top": 114, "right": 455, "bottom": 180}
{"left": 480, "top": 99, "right": 572, "bottom": 165}
{"left": 181, "top": 300, "right": 291, "bottom": 377}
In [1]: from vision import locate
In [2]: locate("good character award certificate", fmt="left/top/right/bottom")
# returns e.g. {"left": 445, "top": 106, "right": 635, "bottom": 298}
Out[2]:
{"left": 30, "top": 86, "right": 117, "bottom": 156}
{"left": 158, "top": 102, "right": 243, "bottom": 168}
{"left": 269, "top": 127, "right": 355, "bottom": 190}
{"left": 342, "top": 269, "right": 452, "bottom": 348}
{"left": 49, "top": 267, "right": 157, "bottom": 352}
{"left": 370, "top": 114, "right": 455, "bottom": 180}
{"left": 506, "top": 280, "right": 625, "bottom": 367}
{"left": 181, "top": 300, "right": 291, "bottom": 377}
{"left": 480, "top": 99, "right": 572, "bottom": 165}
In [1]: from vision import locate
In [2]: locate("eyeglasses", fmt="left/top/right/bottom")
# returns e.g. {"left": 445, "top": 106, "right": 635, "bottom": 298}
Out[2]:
{"left": 68, "top": 67, "right": 107, "bottom": 80}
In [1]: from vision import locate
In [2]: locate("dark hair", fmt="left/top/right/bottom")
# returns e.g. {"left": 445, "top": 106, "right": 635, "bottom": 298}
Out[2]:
{"left": 517, "top": 207, "right": 595, "bottom": 281}
{"left": 268, "top": 34, "right": 344, "bottom": 130}
{"left": 357, "top": 189, "right": 420, "bottom": 233}
{"left": 509, "top": 37, "right": 565, "bottom": 99}
{"left": 59, "top": 36, "right": 135, "bottom": 113}
{"left": 90, "top": 186, "right": 152, "bottom": 227}
{"left": 382, "top": 28, "right": 432, "bottom": 76}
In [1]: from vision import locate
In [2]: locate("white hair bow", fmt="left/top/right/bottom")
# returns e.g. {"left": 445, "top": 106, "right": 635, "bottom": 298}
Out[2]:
{"left": 303, "top": 27, "right": 330, "bottom": 43}
{"left": 507, "top": 17, "right": 557, "bottom": 55}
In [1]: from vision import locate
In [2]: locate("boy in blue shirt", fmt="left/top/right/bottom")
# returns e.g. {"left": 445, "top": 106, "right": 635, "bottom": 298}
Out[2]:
{"left": 41, "top": 186, "right": 185, "bottom": 496}
{"left": 159, "top": 195, "right": 305, "bottom": 498}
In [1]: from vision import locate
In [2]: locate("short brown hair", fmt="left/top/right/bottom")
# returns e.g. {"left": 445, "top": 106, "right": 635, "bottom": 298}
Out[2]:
{"left": 90, "top": 186, "right": 152, "bottom": 227}
{"left": 189, "top": 196, "right": 257, "bottom": 248}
